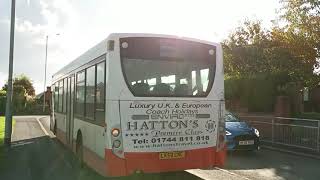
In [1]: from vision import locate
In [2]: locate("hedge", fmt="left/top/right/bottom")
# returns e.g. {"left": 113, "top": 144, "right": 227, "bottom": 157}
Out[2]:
{"left": 224, "top": 73, "right": 295, "bottom": 112}
{"left": 0, "top": 91, "right": 49, "bottom": 116}
{"left": 0, "top": 96, "right": 5, "bottom": 116}
{"left": 0, "top": 90, "right": 5, "bottom": 116}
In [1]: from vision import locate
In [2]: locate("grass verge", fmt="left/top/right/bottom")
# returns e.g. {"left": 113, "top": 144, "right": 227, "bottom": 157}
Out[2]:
{"left": 0, "top": 116, "right": 15, "bottom": 146}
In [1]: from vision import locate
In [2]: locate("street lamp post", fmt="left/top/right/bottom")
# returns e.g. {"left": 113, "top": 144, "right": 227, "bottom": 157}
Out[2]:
{"left": 43, "top": 35, "right": 48, "bottom": 112}
{"left": 4, "top": 0, "right": 16, "bottom": 146}
{"left": 43, "top": 34, "right": 59, "bottom": 112}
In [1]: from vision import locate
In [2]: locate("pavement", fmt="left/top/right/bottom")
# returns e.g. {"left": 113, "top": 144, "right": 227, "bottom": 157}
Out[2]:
{"left": 11, "top": 116, "right": 47, "bottom": 142}
{"left": 1, "top": 116, "right": 320, "bottom": 180}
{"left": 190, "top": 149, "right": 320, "bottom": 180}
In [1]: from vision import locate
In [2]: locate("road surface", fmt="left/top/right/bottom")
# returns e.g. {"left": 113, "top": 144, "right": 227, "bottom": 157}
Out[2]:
{"left": 1, "top": 116, "right": 320, "bottom": 180}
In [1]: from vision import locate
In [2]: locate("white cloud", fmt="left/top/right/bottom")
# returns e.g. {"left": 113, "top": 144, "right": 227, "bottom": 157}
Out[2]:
{"left": 15, "top": 19, "right": 45, "bottom": 35}
{"left": 0, "top": 19, "right": 9, "bottom": 24}
{"left": 0, "top": 72, "right": 7, "bottom": 89}
{"left": 33, "top": 79, "right": 44, "bottom": 94}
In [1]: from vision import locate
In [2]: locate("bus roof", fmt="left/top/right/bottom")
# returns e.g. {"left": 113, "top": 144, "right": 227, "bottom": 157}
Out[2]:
{"left": 52, "top": 33, "right": 220, "bottom": 82}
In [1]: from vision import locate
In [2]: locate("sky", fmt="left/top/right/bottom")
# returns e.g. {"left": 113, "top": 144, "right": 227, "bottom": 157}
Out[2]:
{"left": 0, "top": 0, "right": 281, "bottom": 94}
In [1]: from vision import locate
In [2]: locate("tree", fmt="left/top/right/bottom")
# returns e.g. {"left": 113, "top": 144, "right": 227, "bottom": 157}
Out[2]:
{"left": 222, "top": 20, "right": 273, "bottom": 78}
{"left": 280, "top": 0, "right": 320, "bottom": 43}
{"left": 271, "top": 26, "right": 318, "bottom": 86}
{"left": 2, "top": 74, "right": 35, "bottom": 97}
{"left": 279, "top": 0, "right": 320, "bottom": 79}
{"left": 222, "top": 20, "right": 300, "bottom": 80}
{"left": 223, "top": 16, "right": 319, "bottom": 86}
{"left": 222, "top": 0, "right": 319, "bottom": 112}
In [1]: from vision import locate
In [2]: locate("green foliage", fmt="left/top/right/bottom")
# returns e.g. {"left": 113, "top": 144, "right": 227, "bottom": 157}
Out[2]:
{"left": 0, "top": 75, "right": 48, "bottom": 115}
{"left": 225, "top": 72, "right": 302, "bottom": 112}
{"left": 223, "top": 19, "right": 318, "bottom": 86}
{"left": 223, "top": 0, "right": 319, "bottom": 114}
{"left": 225, "top": 75, "right": 277, "bottom": 112}
{"left": 280, "top": 0, "right": 320, "bottom": 44}
{"left": 0, "top": 90, "right": 5, "bottom": 97}
{"left": 2, "top": 74, "right": 35, "bottom": 97}
{"left": 0, "top": 117, "right": 5, "bottom": 145}
{"left": 223, "top": 20, "right": 273, "bottom": 78}
{"left": 0, "top": 117, "right": 15, "bottom": 146}
{"left": 0, "top": 91, "right": 5, "bottom": 116}
{"left": 223, "top": 0, "right": 320, "bottom": 88}
{"left": 279, "top": 0, "right": 320, "bottom": 80}
{"left": 17, "top": 99, "right": 49, "bottom": 115}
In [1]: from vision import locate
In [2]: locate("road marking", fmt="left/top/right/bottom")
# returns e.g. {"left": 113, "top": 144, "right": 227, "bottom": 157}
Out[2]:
{"left": 36, "top": 117, "right": 49, "bottom": 136}
{"left": 187, "top": 168, "right": 252, "bottom": 180}
{"left": 214, "top": 167, "right": 252, "bottom": 180}
{"left": 11, "top": 140, "right": 34, "bottom": 147}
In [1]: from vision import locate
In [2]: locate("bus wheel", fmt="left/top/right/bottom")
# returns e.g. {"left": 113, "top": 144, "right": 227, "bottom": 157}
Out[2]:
{"left": 53, "top": 121, "right": 57, "bottom": 135}
{"left": 76, "top": 131, "right": 84, "bottom": 167}
{"left": 49, "top": 116, "right": 53, "bottom": 131}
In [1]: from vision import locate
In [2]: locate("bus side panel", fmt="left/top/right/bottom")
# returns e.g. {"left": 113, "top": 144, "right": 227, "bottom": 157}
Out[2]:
{"left": 55, "top": 112, "right": 67, "bottom": 144}
{"left": 73, "top": 118, "right": 95, "bottom": 153}
{"left": 95, "top": 125, "right": 106, "bottom": 158}
{"left": 73, "top": 118, "right": 107, "bottom": 176}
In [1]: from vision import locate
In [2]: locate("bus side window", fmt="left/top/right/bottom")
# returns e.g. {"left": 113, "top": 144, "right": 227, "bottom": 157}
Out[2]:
{"left": 58, "top": 80, "right": 63, "bottom": 113}
{"left": 96, "top": 62, "right": 105, "bottom": 124}
{"left": 85, "top": 66, "right": 96, "bottom": 120}
{"left": 75, "top": 71, "right": 85, "bottom": 118}
{"left": 54, "top": 82, "right": 59, "bottom": 111}
{"left": 63, "top": 78, "right": 68, "bottom": 113}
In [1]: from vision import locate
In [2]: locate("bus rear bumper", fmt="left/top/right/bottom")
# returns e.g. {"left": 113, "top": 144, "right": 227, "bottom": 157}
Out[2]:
{"left": 105, "top": 147, "right": 226, "bottom": 177}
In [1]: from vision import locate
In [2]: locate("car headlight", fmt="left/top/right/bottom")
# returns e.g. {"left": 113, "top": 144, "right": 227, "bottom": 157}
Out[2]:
{"left": 254, "top": 128, "right": 260, "bottom": 137}
{"left": 226, "top": 130, "right": 232, "bottom": 136}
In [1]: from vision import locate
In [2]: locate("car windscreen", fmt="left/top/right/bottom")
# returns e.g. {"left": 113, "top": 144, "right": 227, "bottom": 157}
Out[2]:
{"left": 225, "top": 113, "right": 241, "bottom": 122}
{"left": 120, "top": 37, "right": 216, "bottom": 97}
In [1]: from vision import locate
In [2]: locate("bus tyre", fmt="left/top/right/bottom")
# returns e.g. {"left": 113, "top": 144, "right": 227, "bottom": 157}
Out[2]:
{"left": 49, "top": 116, "right": 52, "bottom": 131}
{"left": 53, "top": 121, "right": 57, "bottom": 135}
{"left": 76, "top": 132, "right": 84, "bottom": 167}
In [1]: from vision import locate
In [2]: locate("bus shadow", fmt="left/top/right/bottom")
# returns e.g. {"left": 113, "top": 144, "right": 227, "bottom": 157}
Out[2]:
{"left": 0, "top": 136, "right": 201, "bottom": 180}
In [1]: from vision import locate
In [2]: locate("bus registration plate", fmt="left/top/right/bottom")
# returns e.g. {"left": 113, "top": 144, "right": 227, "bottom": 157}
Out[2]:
{"left": 159, "top": 151, "right": 185, "bottom": 160}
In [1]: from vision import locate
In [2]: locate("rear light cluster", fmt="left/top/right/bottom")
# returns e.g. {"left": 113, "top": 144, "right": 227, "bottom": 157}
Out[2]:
{"left": 112, "top": 128, "right": 120, "bottom": 137}
{"left": 111, "top": 126, "right": 124, "bottom": 158}
{"left": 111, "top": 128, "right": 121, "bottom": 148}
{"left": 113, "top": 140, "right": 121, "bottom": 148}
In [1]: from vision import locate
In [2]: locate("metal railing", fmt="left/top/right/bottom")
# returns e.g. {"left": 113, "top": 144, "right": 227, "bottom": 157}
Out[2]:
{"left": 240, "top": 115, "right": 320, "bottom": 152}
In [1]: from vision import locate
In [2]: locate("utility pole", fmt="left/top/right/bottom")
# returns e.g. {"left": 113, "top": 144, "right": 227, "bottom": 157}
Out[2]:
{"left": 4, "top": 0, "right": 16, "bottom": 146}
{"left": 43, "top": 35, "right": 48, "bottom": 112}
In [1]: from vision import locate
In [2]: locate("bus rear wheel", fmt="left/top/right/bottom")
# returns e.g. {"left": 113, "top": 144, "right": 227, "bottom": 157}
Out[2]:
{"left": 76, "top": 132, "right": 84, "bottom": 167}
{"left": 53, "top": 121, "right": 57, "bottom": 135}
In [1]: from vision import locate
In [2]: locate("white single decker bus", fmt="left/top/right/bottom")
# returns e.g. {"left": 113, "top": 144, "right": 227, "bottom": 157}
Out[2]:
{"left": 51, "top": 33, "right": 226, "bottom": 177}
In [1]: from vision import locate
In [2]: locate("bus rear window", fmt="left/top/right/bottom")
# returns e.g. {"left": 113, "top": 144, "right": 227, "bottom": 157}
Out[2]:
{"left": 120, "top": 37, "right": 216, "bottom": 97}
